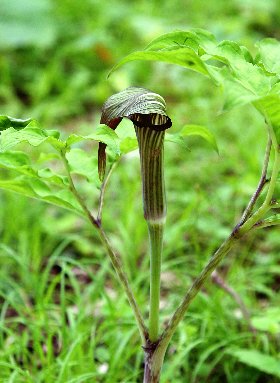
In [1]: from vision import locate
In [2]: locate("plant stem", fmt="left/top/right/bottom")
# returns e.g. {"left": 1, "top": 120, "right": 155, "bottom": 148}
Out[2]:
{"left": 238, "top": 137, "right": 271, "bottom": 225}
{"left": 134, "top": 127, "right": 166, "bottom": 222}
{"left": 142, "top": 232, "right": 240, "bottom": 382}
{"left": 238, "top": 147, "right": 280, "bottom": 235}
{"left": 152, "top": 143, "right": 280, "bottom": 370}
{"left": 134, "top": 126, "right": 166, "bottom": 343}
{"left": 60, "top": 150, "right": 148, "bottom": 343}
{"left": 143, "top": 342, "right": 165, "bottom": 383}
{"left": 160, "top": 234, "right": 237, "bottom": 351}
{"left": 253, "top": 215, "right": 280, "bottom": 229}
{"left": 97, "top": 226, "right": 148, "bottom": 342}
{"left": 148, "top": 223, "right": 164, "bottom": 342}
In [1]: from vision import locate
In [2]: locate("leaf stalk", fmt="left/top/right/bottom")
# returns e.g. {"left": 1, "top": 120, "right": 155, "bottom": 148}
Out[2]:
{"left": 60, "top": 149, "right": 148, "bottom": 343}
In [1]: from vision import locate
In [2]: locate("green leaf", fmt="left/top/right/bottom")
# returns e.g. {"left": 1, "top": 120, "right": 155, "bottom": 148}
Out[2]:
{"left": 0, "top": 151, "right": 68, "bottom": 185}
{"left": 119, "top": 137, "right": 138, "bottom": 154}
{"left": 256, "top": 38, "right": 280, "bottom": 76}
{"left": 109, "top": 48, "right": 210, "bottom": 78}
{"left": 0, "top": 150, "right": 30, "bottom": 167}
{"left": 145, "top": 28, "right": 217, "bottom": 54}
{"left": 66, "top": 125, "right": 120, "bottom": 155}
{"left": 109, "top": 30, "right": 278, "bottom": 117}
{"left": 109, "top": 29, "right": 218, "bottom": 78}
{"left": 0, "top": 176, "right": 81, "bottom": 213}
{"left": 0, "top": 151, "right": 37, "bottom": 177}
{"left": 66, "top": 148, "right": 100, "bottom": 186}
{"left": 220, "top": 69, "right": 258, "bottom": 111}
{"left": 255, "top": 93, "right": 280, "bottom": 144}
{"left": 115, "top": 119, "right": 139, "bottom": 154}
{"left": 227, "top": 348, "right": 280, "bottom": 378}
{"left": 165, "top": 133, "right": 190, "bottom": 150}
{"left": 0, "top": 116, "right": 34, "bottom": 131}
{"left": 179, "top": 124, "right": 219, "bottom": 153}
{"left": 212, "top": 41, "right": 272, "bottom": 96}
{"left": 37, "top": 168, "right": 69, "bottom": 186}
{"left": 145, "top": 31, "right": 200, "bottom": 52}
{"left": 0, "top": 125, "right": 64, "bottom": 152}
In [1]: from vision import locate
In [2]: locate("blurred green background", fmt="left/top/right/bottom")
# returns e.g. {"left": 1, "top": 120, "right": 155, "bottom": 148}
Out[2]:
{"left": 0, "top": 0, "right": 280, "bottom": 382}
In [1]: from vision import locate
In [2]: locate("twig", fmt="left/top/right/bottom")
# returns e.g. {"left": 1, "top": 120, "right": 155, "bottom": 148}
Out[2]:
{"left": 238, "top": 146, "right": 280, "bottom": 235}
{"left": 237, "top": 137, "right": 272, "bottom": 228}
{"left": 253, "top": 217, "right": 280, "bottom": 229}
{"left": 60, "top": 150, "right": 148, "bottom": 343}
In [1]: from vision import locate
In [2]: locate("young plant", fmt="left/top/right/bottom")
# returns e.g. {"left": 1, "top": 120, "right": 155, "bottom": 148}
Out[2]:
{"left": 100, "top": 87, "right": 172, "bottom": 344}
{"left": 1, "top": 29, "right": 280, "bottom": 382}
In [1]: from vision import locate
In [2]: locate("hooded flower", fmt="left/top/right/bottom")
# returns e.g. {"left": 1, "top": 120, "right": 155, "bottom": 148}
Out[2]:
{"left": 99, "top": 87, "right": 172, "bottom": 181}
{"left": 100, "top": 87, "right": 172, "bottom": 222}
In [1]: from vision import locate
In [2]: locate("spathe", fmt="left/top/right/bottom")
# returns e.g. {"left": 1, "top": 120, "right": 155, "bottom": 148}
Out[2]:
{"left": 99, "top": 87, "right": 172, "bottom": 180}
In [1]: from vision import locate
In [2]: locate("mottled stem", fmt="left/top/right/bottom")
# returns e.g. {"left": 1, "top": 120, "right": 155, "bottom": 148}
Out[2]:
{"left": 135, "top": 127, "right": 166, "bottom": 223}
{"left": 135, "top": 126, "right": 166, "bottom": 342}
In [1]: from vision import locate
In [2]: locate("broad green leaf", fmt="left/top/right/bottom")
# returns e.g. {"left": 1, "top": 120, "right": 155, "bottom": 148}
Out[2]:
{"left": 107, "top": 118, "right": 139, "bottom": 154}
{"left": 179, "top": 124, "right": 219, "bottom": 153}
{"left": 0, "top": 176, "right": 82, "bottom": 213}
{"left": 37, "top": 168, "right": 69, "bottom": 186}
{"left": 66, "top": 125, "right": 120, "bottom": 155}
{"left": 227, "top": 348, "right": 280, "bottom": 378}
{"left": 0, "top": 151, "right": 68, "bottom": 186}
{"left": 0, "top": 151, "right": 30, "bottom": 167}
{"left": 119, "top": 137, "right": 138, "bottom": 154}
{"left": 165, "top": 133, "right": 190, "bottom": 150}
{"left": 110, "top": 29, "right": 217, "bottom": 79}
{"left": 0, "top": 151, "right": 37, "bottom": 177}
{"left": 0, "top": 116, "right": 34, "bottom": 130}
{"left": 145, "top": 28, "right": 217, "bottom": 54}
{"left": 256, "top": 38, "right": 280, "bottom": 76}
{"left": 206, "top": 40, "right": 273, "bottom": 96}
{"left": 191, "top": 28, "right": 219, "bottom": 52}
{"left": 145, "top": 31, "right": 200, "bottom": 52}
{"left": 254, "top": 93, "right": 280, "bottom": 144}
{"left": 0, "top": 125, "right": 64, "bottom": 152}
{"left": 220, "top": 70, "right": 258, "bottom": 111}
{"left": 37, "top": 152, "right": 61, "bottom": 163}
{"left": 109, "top": 48, "right": 210, "bottom": 78}
{"left": 212, "top": 41, "right": 272, "bottom": 96}
{"left": 109, "top": 30, "right": 277, "bottom": 115}
{"left": 66, "top": 148, "right": 100, "bottom": 186}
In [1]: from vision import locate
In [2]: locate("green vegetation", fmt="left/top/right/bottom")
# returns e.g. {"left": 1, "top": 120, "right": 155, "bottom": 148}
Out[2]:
{"left": 1, "top": 1, "right": 280, "bottom": 382}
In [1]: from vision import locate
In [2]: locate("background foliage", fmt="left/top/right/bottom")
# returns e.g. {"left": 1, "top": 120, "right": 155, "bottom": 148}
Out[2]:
{"left": 0, "top": 0, "right": 280, "bottom": 382}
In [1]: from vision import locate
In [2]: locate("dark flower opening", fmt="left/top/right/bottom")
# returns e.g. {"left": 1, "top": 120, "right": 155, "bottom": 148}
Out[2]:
{"left": 99, "top": 87, "right": 172, "bottom": 180}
